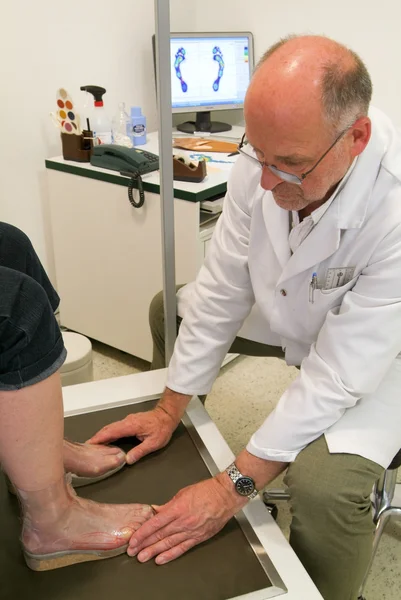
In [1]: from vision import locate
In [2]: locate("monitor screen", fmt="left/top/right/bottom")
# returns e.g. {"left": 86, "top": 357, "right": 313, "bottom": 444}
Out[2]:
{"left": 170, "top": 32, "right": 254, "bottom": 113}
{"left": 152, "top": 32, "right": 254, "bottom": 133}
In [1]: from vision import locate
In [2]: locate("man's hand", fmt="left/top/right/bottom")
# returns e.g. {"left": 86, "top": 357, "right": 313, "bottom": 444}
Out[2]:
{"left": 127, "top": 475, "right": 247, "bottom": 565}
{"left": 88, "top": 387, "right": 191, "bottom": 464}
{"left": 87, "top": 407, "right": 177, "bottom": 464}
{"left": 126, "top": 449, "right": 287, "bottom": 563}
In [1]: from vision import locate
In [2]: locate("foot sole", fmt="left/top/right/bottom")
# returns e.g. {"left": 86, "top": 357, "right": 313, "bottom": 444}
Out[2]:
{"left": 23, "top": 544, "right": 128, "bottom": 571}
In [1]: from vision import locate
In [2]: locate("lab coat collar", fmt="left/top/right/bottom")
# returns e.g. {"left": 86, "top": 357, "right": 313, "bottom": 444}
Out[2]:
{"left": 291, "top": 155, "right": 358, "bottom": 230}
{"left": 262, "top": 192, "right": 292, "bottom": 269}
{"left": 336, "top": 105, "right": 401, "bottom": 228}
{"left": 266, "top": 106, "right": 391, "bottom": 282}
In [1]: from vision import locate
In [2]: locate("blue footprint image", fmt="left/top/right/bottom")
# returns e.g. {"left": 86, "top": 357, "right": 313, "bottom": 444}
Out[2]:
{"left": 213, "top": 47, "right": 225, "bottom": 91}
{"left": 174, "top": 48, "right": 188, "bottom": 93}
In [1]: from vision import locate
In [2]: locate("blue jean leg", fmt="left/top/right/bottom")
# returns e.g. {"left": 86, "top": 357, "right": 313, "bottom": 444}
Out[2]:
{"left": 0, "top": 224, "right": 66, "bottom": 390}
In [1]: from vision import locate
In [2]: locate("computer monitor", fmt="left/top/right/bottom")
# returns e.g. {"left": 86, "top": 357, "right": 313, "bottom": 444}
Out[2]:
{"left": 153, "top": 32, "right": 254, "bottom": 134}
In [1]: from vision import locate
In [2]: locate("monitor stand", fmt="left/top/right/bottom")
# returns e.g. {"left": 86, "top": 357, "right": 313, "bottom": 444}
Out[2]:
{"left": 177, "top": 111, "right": 232, "bottom": 134}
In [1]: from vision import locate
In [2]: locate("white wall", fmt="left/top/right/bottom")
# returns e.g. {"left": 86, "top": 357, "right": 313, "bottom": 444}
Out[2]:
{"left": 192, "top": 0, "right": 401, "bottom": 126}
{"left": 2, "top": 1, "right": 400, "bottom": 276}
{"left": 0, "top": 0, "right": 195, "bottom": 276}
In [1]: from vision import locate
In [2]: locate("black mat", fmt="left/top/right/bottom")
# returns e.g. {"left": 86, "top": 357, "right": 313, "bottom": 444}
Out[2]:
{"left": 0, "top": 401, "right": 272, "bottom": 600}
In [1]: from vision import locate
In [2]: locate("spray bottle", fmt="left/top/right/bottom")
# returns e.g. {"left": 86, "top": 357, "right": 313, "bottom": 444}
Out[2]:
{"left": 80, "top": 85, "right": 112, "bottom": 145}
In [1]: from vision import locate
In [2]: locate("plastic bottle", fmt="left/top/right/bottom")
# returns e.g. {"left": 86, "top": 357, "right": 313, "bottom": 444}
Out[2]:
{"left": 131, "top": 106, "right": 147, "bottom": 146}
{"left": 111, "top": 102, "right": 132, "bottom": 147}
{"left": 80, "top": 85, "right": 112, "bottom": 145}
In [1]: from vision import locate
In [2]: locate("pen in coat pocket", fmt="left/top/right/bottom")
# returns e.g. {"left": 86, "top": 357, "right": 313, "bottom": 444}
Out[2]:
{"left": 309, "top": 272, "right": 318, "bottom": 304}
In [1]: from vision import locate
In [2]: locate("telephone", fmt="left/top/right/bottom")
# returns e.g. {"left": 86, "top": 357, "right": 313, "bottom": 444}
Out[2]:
{"left": 90, "top": 144, "right": 159, "bottom": 209}
{"left": 90, "top": 144, "right": 159, "bottom": 175}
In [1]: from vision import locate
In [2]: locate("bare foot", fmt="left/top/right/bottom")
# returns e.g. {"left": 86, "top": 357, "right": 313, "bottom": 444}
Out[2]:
{"left": 63, "top": 440, "right": 126, "bottom": 478}
{"left": 22, "top": 482, "right": 154, "bottom": 556}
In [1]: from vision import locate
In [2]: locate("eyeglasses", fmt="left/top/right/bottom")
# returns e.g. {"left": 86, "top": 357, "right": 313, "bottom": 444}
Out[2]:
{"left": 237, "top": 125, "right": 352, "bottom": 185}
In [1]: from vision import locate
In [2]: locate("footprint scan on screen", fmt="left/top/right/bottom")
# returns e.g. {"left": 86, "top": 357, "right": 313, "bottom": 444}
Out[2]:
{"left": 213, "top": 46, "right": 225, "bottom": 91}
{"left": 175, "top": 48, "right": 188, "bottom": 93}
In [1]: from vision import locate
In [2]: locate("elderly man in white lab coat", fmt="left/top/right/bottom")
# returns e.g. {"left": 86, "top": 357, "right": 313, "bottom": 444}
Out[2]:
{"left": 91, "top": 35, "right": 401, "bottom": 599}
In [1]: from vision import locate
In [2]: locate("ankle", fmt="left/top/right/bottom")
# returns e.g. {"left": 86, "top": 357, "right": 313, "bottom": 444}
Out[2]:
{"left": 63, "top": 439, "right": 80, "bottom": 472}
{"left": 18, "top": 476, "right": 74, "bottom": 528}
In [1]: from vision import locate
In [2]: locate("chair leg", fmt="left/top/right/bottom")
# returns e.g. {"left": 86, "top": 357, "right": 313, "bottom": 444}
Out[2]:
{"left": 262, "top": 489, "right": 291, "bottom": 503}
{"left": 357, "top": 506, "right": 401, "bottom": 599}
{"left": 262, "top": 489, "right": 290, "bottom": 521}
{"left": 264, "top": 502, "right": 279, "bottom": 521}
{"left": 373, "top": 468, "right": 397, "bottom": 523}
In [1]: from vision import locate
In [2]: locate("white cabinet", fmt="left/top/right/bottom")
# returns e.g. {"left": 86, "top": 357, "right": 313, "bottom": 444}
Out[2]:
{"left": 46, "top": 151, "right": 228, "bottom": 362}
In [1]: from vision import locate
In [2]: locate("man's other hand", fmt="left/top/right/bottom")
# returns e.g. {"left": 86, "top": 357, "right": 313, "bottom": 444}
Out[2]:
{"left": 127, "top": 476, "right": 247, "bottom": 564}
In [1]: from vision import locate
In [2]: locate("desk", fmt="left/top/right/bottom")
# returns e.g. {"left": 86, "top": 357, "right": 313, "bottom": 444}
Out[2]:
{"left": 55, "top": 370, "right": 322, "bottom": 600}
{"left": 45, "top": 129, "right": 242, "bottom": 361}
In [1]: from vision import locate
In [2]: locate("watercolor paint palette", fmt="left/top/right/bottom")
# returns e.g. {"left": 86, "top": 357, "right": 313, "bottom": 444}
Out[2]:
{"left": 55, "top": 88, "right": 81, "bottom": 134}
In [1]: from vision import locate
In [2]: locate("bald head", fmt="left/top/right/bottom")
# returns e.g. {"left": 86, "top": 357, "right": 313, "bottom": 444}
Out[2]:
{"left": 243, "top": 36, "right": 372, "bottom": 213}
{"left": 245, "top": 35, "right": 372, "bottom": 136}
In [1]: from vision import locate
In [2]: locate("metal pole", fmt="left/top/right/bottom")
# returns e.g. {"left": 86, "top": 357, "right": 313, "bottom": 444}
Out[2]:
{"left": 154, "top": 0, "right": 176, "bottom": 365}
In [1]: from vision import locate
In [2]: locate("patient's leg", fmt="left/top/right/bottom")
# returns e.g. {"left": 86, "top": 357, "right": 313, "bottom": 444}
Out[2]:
{"left": 0, "top": 223, "right": 127, "bottom": 485}
{"left": 0, "top": 372, "right": 153, "bottom": 570}
{"left": 0, "top": 263, "right": 152, "bottom": 570}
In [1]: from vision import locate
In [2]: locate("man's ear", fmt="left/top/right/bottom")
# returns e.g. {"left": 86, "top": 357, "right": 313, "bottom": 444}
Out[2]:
{"left": 350, "top": 117, "right": 371, "bottom": 158}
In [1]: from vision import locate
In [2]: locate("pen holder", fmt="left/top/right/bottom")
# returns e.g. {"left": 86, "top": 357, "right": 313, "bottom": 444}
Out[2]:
{"left": 61, "top": 131, "right": 93, "bottom": 162}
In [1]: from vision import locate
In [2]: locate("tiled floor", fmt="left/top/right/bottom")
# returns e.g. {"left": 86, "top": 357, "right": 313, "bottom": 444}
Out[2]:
{"left": 91, "top": 340, "right": 401, "bottom": 599}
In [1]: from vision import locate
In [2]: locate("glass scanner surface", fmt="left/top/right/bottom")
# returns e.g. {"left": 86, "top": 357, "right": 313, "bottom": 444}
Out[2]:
{"left": 0, "top": 401, "right": 285, "bottom": 600}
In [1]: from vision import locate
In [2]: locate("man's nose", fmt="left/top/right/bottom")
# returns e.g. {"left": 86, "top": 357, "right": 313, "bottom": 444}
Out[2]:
{"left": 260, "top": 165, "right": 283, "bottom": 190}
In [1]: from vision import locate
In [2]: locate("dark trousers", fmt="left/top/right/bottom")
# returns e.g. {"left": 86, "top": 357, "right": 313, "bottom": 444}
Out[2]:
{"left": 0, "top": 223, "right": 66, "bottom": 390}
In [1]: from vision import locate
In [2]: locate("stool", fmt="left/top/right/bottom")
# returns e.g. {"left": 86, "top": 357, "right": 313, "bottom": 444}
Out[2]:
{"left": 60, "top": 332, "right": 93, "bottom": 387}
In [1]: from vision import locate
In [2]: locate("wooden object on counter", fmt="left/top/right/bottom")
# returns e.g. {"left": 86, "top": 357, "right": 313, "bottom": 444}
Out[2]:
{"left": 173, "top": 137, "right": 238, "bottom": 153}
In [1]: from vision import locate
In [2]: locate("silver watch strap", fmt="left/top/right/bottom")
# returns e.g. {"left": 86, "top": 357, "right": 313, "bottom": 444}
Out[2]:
{"left": 226, "top": 463, "right": 242, "bottom": 484}
{"left": 226, "top": 462, "right": 258, "bottom": 499}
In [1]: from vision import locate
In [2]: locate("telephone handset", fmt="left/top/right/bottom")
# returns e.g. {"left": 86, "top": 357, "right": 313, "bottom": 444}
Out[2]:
{"left": 90, "top": 144, "right": 159, "bottom": 208}
{"left": 90, "top": 144, "right": 159, "bottom": 175}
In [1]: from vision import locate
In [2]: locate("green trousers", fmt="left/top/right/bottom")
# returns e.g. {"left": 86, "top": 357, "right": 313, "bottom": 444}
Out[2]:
{"left": 149, "top": 290, "right": 383, "bottom": 600}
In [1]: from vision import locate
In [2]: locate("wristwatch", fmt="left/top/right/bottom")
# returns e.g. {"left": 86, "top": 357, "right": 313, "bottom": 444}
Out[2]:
{"left": 225, "top": 462, "right": 258, "bottom": 500}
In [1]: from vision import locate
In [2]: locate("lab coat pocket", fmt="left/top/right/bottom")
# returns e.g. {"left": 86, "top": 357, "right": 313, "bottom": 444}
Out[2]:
{"left": 308, "top": 276, "right": 359, "bottom": 334}
{"left": 318, "top": 274, "right": 359, "bottom": 296}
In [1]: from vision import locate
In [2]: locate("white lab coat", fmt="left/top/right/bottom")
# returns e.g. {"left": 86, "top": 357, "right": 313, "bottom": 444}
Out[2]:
{"left": 167, "top": 107, "right": 401, "bottom": 469}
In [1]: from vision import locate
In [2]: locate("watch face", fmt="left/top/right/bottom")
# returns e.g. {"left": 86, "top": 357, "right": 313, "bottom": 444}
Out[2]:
{"left": 235, "top": 476, "right": 255, "bottom": 497}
